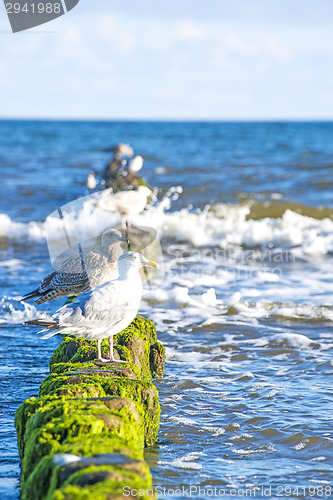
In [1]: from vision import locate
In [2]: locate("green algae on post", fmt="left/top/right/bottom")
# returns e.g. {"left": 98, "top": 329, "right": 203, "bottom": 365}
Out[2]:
{"left": 15, "top": 315, "right": 164, "bottom": 500}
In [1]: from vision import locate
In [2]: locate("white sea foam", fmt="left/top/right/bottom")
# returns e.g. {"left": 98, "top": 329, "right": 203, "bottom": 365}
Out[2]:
{"left": 221, "top": 295, "right": 333, "bottom": 323}
{"left": 159, "top": 452, "right": 203, "bottom": 470}
{"left": 270, "top": 333, "right": 315, "bottom": 349}
{"left": 0, "top": 213, "right": 45, "bottom": 242}
{"left": 202, "top": 426, "right": 225, "bottom": 436}
{"left": 1, "top": 197, "right": 333, "bottom": 256}
{"left": 2, "top": 194, "right": 333, "bottom": 336}
{"left": 143, "top": 282, "right": 333, "bottom": 348}
{"left": 0, "top": 297, "right": 47, "bottom": 325}
{"left": 0, "top": 259, "right": 24, "bottom": 268}
{"left": 169, "top": 416, "right": 197, "bottom": 426}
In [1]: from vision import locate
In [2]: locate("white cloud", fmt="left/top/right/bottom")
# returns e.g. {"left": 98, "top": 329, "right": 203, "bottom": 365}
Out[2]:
{"left": 175, "top": 19, "right": 208, "bottom": 42}
{"left": 97, "top": 15, "right": 136, "bottom": 53}
{"left": 1, "top": 3, "right": 333, "bottom": 118}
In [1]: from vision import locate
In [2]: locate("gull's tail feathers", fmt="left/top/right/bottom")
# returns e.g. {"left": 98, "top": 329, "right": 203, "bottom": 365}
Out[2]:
{"left": 20, "top": 289, "right": 40, "bottom": 302}
{"left": 40, "top": 330, "right": 59, "bottom": 339}
{"left": 24, "top": 319, "right": 59, "bottom": 336}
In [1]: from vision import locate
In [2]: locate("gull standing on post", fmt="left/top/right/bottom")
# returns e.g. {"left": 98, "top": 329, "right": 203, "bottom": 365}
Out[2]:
{"left": 104, "top": 143, "right": 134, "bottom": 189}
{"left": 96, "top": 186, "right": 152, "bottom": 230}
{"left": 22, "top": 229, "right": 127, "bottom": 304}
{"left": 115, "top": 186, "right": 153, "bottom": 231}
{"left": 115, "top": 185, "right": 152, "bottom": 218}
{"left": 113, "top": 155, "right": 145, "bottom": 191}
{"left": 25, "top": 252, "right": 158, "bottom": 363}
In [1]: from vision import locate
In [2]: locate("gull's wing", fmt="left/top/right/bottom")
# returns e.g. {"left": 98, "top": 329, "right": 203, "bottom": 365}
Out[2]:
{"left": 59, "top": 249, "right": 105, "bottom": 274}
{"left": 43, "top": 271, "right": 89, "bottom": 291}
{"left": 21, "top": 270, "right": 90, "bottom": 304}
{"left": 56, "top": 280, "right": 131, "bottom": 328}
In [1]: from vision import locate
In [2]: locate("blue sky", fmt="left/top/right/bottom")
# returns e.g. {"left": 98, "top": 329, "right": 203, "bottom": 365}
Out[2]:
{"left": 1, "top": 0, "right": 333, "bottom": 119}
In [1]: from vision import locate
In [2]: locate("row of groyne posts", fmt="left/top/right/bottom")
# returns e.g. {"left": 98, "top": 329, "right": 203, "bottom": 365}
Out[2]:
{"left": 15, "top": 144, "right": 166, "bottom": 498}
{"left": 16, "top": 317, "right": 165, "bottom": 499}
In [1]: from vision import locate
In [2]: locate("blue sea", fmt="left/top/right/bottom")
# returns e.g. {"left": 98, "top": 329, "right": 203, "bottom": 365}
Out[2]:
{"left": 0, "top": 120, "right": 332, "bottom": 499}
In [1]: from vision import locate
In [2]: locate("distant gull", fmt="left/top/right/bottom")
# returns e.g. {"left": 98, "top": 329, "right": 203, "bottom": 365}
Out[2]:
{"left": 96, "top": 186, "right": 152, "bottom": 229}
{"left": 115, "top": 186, "right": 152, "bottom": 218}
{"left": 104, "top": 143, "right": 134, "bottom": 189}
{"left": 25, "top": 252, "right": 158, "bottom": 363}
{"left": 112, "top": 155, "right": 145, "bottom": 191}
{"left": 111, "top": 143, "right": 134, "bottom": 157}
{"left": 22, "top": 229, "right": 127, "bottom": 305}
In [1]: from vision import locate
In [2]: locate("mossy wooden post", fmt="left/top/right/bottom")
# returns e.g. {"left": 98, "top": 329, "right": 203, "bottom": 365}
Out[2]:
{"left": 15, "top": 316, "right": 165, "bottom": 500}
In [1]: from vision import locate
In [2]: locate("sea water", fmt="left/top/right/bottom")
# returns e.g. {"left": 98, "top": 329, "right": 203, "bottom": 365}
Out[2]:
{"left": 0, "top": 120, "right": 332, "bottom": 499}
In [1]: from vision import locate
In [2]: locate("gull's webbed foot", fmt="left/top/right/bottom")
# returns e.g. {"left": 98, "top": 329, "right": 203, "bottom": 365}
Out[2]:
{"left": 96, "top": 357, "right": 111, "bottom": 363}
{"left": 109, "top": 355, "right": 127, "bottom": 363}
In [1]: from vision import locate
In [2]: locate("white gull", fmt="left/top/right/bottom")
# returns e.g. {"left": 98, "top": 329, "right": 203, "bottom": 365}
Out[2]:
{"left": 25, "top": 252, "right": 158, "bottom": 363}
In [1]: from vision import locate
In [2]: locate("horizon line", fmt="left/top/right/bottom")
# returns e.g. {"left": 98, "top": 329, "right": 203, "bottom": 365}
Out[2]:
{"left": 1, "top": 117, "right": 333, "bottom": 123}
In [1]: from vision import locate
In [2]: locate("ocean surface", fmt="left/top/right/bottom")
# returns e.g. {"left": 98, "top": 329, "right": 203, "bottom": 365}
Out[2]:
{"left": 0, "top": 120, "right": 332, "bottom": 499}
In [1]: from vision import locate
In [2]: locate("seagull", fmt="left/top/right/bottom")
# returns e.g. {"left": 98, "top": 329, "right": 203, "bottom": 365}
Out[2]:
{"left": 95, "top": 187, "right": 152, "bottom": 230}
{"left": 110, "top": 155, "right": 145, "bottom": 190}
{"left": 115, "top": 186, "right": 152, "bottom": 218}
{"left": 22, "top": 229, "right": 127, "bottom": 305}
{"left": 112, "top": 143, "right": 134, "bottom": 157}
{"left": 25, "top": 252, "right": 158, "bottom": 363}
{"left": 104, "top": 143, "right": 134, "bottom": 189}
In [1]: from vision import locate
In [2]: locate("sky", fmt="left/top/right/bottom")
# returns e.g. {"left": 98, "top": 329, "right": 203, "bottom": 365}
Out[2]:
{"left": 1, "top": 0, "right": 333, "bottom": 120}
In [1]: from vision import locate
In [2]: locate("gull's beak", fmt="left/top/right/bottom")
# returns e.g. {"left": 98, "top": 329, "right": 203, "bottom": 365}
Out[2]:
{"left": 144, "top": 260, "right": 158, "bottom": 269}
